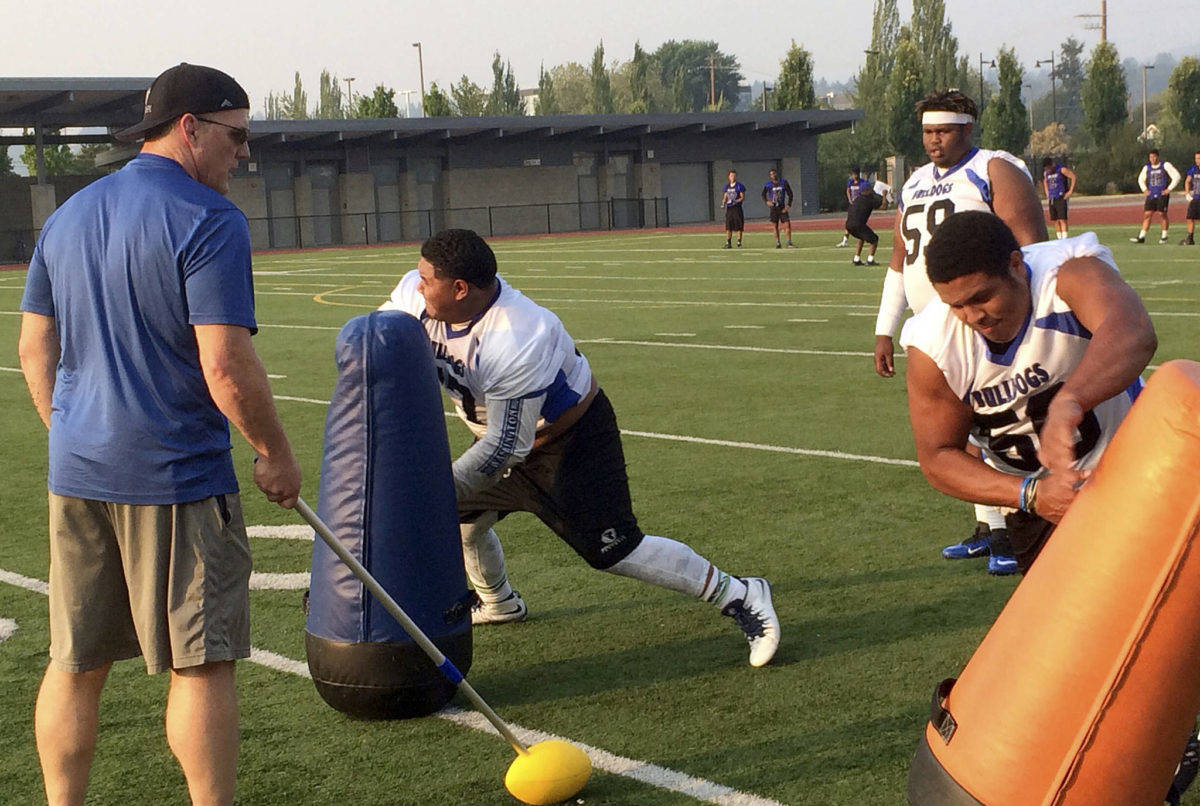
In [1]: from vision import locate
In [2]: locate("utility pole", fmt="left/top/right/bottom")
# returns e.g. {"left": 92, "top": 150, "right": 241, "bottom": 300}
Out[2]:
{"left": 978, "top": 53, "right": 995, "bottom": 107}
{"left": 1024, "top": 83, "right": 1033, "bottom": 131}
{"left": 761, "top": 83, "right": 772, "bottom": 111}
{"left": 707, "top": 53, "right": 716, "bottom": 108}
{"left": 344, "top": 76, "right": 355, "bottom": 116}
{"left": 412, "top": 42, "right": 426, "bottom": 117}
{"left": 1036, "top": 53, "right": 1057, "bottom": 124}
{"left": 1142, "top": 64, "right": 1155, "bottom": 136}
{"left": 1077, "top": 0, "right": 1107, "bottom": 43}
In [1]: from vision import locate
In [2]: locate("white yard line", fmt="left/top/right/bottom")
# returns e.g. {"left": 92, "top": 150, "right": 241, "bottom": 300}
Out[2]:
{"left": 577, "top": 337, "right": 879, "bottom": 359}
{"left": 0, "top": 567, "right": 786, "bottom": 806}
{"left": 0, "top": 617, "right": 16, "bottom": 643}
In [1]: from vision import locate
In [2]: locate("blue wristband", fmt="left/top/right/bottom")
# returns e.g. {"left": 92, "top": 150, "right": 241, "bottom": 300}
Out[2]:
{"left": 1019, "top": 476, "right": 1033, "bottom": 512}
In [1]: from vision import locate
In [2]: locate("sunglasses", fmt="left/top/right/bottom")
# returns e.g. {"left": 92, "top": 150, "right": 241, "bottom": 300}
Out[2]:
{"left": 195, "top": 117, "right": 249, "bottom": 145}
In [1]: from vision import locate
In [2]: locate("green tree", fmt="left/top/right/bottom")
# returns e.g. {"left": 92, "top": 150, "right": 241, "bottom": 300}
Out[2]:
{"left": 486, "top": 52, "right": 524, "bottom": 116}
{"left": 654, "top": 40, "right": 742, "bottom": 112}
{"left": 264, "top": 72, "right": 309, "bottom": 119}
{"left": 774, "top": 41, "right": 816, "bottom": 110}
{"left": 1082, "top": 41, "right": 1128, "bottom": 148}
{"left": 316, "top": 70, "right": 343, "bottom": 119}
{"left": 1168, "top": 57, "right": 1200, "bottom": 136}
{"left": 910, "top": 0, "right": 964, "bottom": 92}
{"left": 1055, "top": 37, "right": 1086, "bottom": 134}
{"left": 590, "top": 42, "right": 613, "bottom": 114}
{"left": 423, "top": 82, "right": 454, "bottom": 117}
{"left": 980, "top": 47, "right": 1031, "bottom": 154}
{"left": 549, "top": 63, "right": 591, "bottom": 113}
{"left": 21, "top": 134, "right": 107, "bottom": 176}
{"left": 451, "top": 76, "right": 487, "bottom": 117}
{"left": 885, "top": 29, "right": 926, "bottom": 165}
{"left": 851, "top": 0, "right": 901, "bottom": 170}
{"left": 354, "top": 85, "right": 399, "bottom": 118}
{"left": 627, "top": 41, "right": 651, "bottom": 114}
{"left": 534, "top": 63, "right": 558, "bottom": 115}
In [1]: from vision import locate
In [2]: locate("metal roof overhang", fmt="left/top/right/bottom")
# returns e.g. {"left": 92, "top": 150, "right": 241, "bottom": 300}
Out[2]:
{"left": 0, "top": 78, "right": 152, "bottom": 133}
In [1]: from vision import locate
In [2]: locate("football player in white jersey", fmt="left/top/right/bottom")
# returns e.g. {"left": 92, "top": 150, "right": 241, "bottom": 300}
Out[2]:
{"left": 380, "top": 229, "right": 780, "bottom": 667}
{"left": 873, "top": 89, "right": 1048, "bottom": 572}
{"left": 900, "top": 211, "right": 1155, "bottom": 570}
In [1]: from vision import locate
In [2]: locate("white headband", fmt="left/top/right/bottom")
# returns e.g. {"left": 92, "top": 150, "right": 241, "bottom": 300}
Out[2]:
{"left": 922, "top": 111, "right": 974, "bottom": 125}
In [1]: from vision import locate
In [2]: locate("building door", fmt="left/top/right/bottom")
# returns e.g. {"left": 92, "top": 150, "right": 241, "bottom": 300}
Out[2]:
{"left": 661, "top": 163, "right": 711, "bottom": 223}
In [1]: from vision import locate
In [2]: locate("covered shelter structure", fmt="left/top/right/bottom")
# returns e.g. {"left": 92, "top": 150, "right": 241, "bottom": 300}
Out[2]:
{"left": 1, "top": 77, "right": 862, "bottom": 258}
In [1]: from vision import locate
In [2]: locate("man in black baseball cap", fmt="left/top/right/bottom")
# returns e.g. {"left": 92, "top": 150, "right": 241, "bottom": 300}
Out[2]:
{"left": 116, "top": 63, "right": 249, "bottom": 143}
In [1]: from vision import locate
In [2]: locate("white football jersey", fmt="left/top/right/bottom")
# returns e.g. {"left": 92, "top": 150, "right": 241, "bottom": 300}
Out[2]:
{"left": 899, "top": 233, "right": 1142, "bottom": 475}
{"left": 898, "top": 148, "right": 1032, "bottom": 313}
{"left": 381, "top": 270, "right": 593, "bottom": 439}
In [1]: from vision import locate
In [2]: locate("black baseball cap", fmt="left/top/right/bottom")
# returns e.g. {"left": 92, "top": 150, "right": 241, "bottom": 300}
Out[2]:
{"left": 115, "top": 63, "right": 249, "bottom": 142}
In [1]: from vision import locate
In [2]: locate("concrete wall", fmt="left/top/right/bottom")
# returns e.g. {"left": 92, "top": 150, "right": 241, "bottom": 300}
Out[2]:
{"left": 227, "top": 177, "right": 269, "bottom": 249}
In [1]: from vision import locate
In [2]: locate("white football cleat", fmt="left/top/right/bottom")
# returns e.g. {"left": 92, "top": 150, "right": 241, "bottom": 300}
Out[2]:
{"left": 470, "top": 590, "right": 528, "bottom": 625}
{"left": 722, "top": 577, "right": 780, "bottom": 667}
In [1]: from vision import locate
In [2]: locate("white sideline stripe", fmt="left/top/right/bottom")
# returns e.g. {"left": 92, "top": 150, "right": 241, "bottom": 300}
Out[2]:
{"left": 0, "top": 365, "right": 21, "bottom": 373}
{"left": 249, "top": 572, "right": 310, "bottom": 590}
{"left": 0, "top": 617, "right": 17, "bottom": 642}
{"left": 272, "top": 390, "right": 917, "bottom": 466}
{"left": 247, "top": 524, "right": 314, "bottom": 540}
{"left": 788, "top": 318, "right": 829, "bottom": 323}
{"left": 0, "top": 567, "right": 787, "bottom": 806}
{"left": 621, "top": 429, "right": 920, "bottom": 468}
{"left": 275, "top": 394, "right": 333, "bottom": 405}
{"left": 654, "top": 332, "right": 696, "bottom": 337}
{"left": 441, "top": 707, "right": 787, "bottom": 806}
{"left": 724, "top": 325, "right": 764, "bottom": 329}
{"left": 260, "top": 323, "right": 342, "bottom": 331}
{"left": 577, "top": 337, "right": 880, "bottom": 358}
{"left": 0, "top": 568, "right": 48, "bottom": 595}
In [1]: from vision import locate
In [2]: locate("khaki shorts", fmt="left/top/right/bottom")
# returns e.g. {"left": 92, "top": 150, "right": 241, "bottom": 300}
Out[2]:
{"left": 47, "top": 492, "right": 252, "bottom": 675}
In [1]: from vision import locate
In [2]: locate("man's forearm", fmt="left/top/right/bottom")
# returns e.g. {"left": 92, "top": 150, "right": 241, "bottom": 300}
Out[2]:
{"left": 920, "top": 448, "right": 1023, "bottom": 508}
{"left": 18, "top": 313, "right": 59, "bottom": 429}
{"left": 205, "top": 350, "right": 291, "bottom": 458}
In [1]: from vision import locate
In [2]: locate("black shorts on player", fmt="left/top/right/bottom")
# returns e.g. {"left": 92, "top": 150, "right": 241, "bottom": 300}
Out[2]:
{"left": 1048, "top": 197, "right": 1069, "bottom": 221}
{"left": 1187, "top": 198, "right": 1200, "bottom": 221}
{"left": 457, "top": 389, "right": 644, "bottom": 570}
{"left": 1145, "top": 196, "right": 1170, "bottom": 213}
{"left": 724, "top": 206, "right": 745, "bottom": 231}
{"left": 768, "top": 207, "right": 789, "bottom": 225}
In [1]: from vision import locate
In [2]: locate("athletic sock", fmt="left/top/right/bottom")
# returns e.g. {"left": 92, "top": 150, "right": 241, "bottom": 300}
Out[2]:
{"left": 1140, "top": 229, "right": 1148, "bottom": 239}
{"left": 605, "top": 534, "right": 746, "bottom": 608}
{"left": 461, "top": 519, "right": 513, "bottom": 603}
{"left": 974, "top": 503, "right": 1007, "bottom": 532}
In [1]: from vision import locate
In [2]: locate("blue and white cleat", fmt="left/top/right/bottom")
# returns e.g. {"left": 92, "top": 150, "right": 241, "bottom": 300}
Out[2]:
{"left": 987, "top": 554, "right": 1019, "bottom": 575}
{"left": 942, "top": 523, "right": 991, "bottom": 560}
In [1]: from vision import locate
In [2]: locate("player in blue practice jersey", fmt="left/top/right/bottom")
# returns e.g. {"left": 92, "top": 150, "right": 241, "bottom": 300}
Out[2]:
{"left": 1183, "top": 151, "right": 1200, "bottom": 246}
{"left": 761, "top": 169, "right": 794, "bottom": 248}
{"left": 721, "top": 170, "right": 746, "bottom": 248}
{"left": 837, "top": 168, "right": 874, "bottom": 247}
{"left": 1130, "top": 149, "right": 1181, "bottom": 243}
{"left": 1042, "top": 158, "right": 1077, "bottom": 240}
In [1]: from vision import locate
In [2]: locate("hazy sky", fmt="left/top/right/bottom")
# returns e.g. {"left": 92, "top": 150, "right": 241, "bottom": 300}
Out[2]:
{"left": 4, "top": 0, "right": 1197, "bottom": 118}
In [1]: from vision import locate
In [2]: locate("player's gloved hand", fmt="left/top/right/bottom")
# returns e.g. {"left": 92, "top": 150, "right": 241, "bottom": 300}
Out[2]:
{"left": 874, "top": 335, "right": 895, "bottom": 378}
{"left": 1032, "top": 468, "right": 1085, "bottom": 524}
{"left": 255, "top": 448, "right": 302, "bottom": 509}
{"left": 1037, "top": 393, "right": 1085, "bottom": 474}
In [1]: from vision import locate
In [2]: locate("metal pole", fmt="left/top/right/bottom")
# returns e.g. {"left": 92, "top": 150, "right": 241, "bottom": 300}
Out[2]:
{"left": 1024, "top": 84, "right": 1033, "bottom": 131}
{"left": 344, "top": 77, "right": 355, "bottom": 116}
{"left": 708, "top": 53, "right": 715, "bottom": 107}
{"left": 412, "top": 43, "right": 426, "bottom": 117}
{"left": 1101, "top": 0, "right": 1106, "bottom": 43}
{"left": 1142, "top": 65, "right": 1154, "bottom": 136}
{"left": 295, "top": 499, "right": 529, "bottom": 756}
{"left": 546, "top": 204, "right": 551, "bottom": 234}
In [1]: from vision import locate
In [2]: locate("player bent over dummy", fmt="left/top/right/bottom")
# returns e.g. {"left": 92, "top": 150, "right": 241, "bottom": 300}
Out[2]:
{"left": 897, "top": 210, "right": 1200, "bottom": 802}
{"left": 380, "top": 229, "right": 780, "bottom": 667}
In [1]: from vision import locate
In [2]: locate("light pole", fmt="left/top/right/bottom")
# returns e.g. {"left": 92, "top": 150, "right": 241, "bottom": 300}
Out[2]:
{"left": 761, "top": 83, "right": 772, "bottom": 112}
{"left": 412, "top": 42, "right": 426, "bottom": 117}
{"left": 1024, "top": 83, "right": 1033, "bottom": 131}
{"left": 399, "top": 89, "right": 417, "bottom": 118}
{"left": 1141, "top": 64, "right": 1155, "bottom": 137}
{"left": 344, "top": 77, "right": 355, "bottom": 116}
{"left": 1036, "top": 54, "right": 1056, "bottom": 124}
{"left": 979, "top": 53, "right": 995, "bottom": 106}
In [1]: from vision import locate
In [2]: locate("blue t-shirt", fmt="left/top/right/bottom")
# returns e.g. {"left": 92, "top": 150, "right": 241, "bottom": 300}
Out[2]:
{"left": 762, "top": 179, "right": 792, "bottom": 207}
{"left": 1187, "top": 165, "right": 1200, "bottom": 196}
{"left": 847, "top": 178, "right": 871, "bottom": 202}
{"left": 1044, "top": 165, "right": 1067, "bottom": 199}
{"left": 722, "top": 182, "right": 746, "bottom": 208}
{"left": 20, "top": 153, "right": 256, "bottom": 504}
